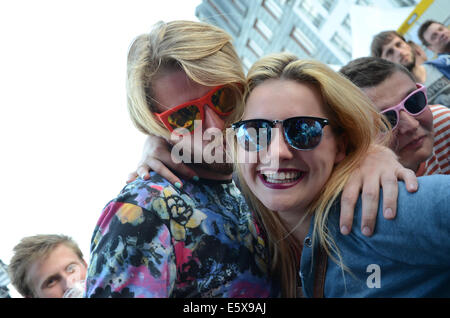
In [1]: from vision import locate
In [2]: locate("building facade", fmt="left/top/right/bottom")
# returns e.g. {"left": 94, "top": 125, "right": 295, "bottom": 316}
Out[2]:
{"left": 0, "top": 259, "right": 11, "bottom": 298}
{"left": 195, "top": 0, "right": 420, "bottom": 70}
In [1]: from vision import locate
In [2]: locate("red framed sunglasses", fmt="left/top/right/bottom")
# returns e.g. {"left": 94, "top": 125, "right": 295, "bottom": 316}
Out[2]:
{"left": 153, "top": 85, "right": 234, "bottom": 134}
{"left": 380, "top": 83, "right": 428, "bottom": 130}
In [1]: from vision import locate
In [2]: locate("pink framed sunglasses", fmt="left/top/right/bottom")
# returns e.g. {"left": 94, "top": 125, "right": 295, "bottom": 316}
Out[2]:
{"left": 380, "top": 83, "right": 428, "bottom": 130}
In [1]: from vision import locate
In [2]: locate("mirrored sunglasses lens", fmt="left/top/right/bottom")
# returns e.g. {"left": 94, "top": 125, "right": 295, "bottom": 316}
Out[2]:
{"left": 236, "top": 121, "right": 271, "bottom": 152}
{"left": 404, "top": 91, "right": 427, "bottom": 114}
{"left": 382, "top": 110, "right": 398, "bottom": 129}
{"left": 284, "top": 118, "right": 323, "bottom": 149}
{"left": 167, "top": 105, "right": 201, "bottom": 132}
{"left": 212, "top": 87, "right": 234, "bottom": 114}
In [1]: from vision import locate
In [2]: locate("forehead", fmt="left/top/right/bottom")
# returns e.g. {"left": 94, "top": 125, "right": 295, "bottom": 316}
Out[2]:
{"left": 362, "top": 71, "right": 416, "bottom": 111}
{"left": 381, "top": 35, "right": 406, "bottom": 51}
{"left": 244, "top": 79, "right": 326, "bottom": 119}
{"left": 424, "top": 23, "right": 444, "bottom": 38}
{"left": 152, "top": 69, "right": 211, "bottom": 111}
{"left": 27, "top": 245, "right": 80, "bottom": 284}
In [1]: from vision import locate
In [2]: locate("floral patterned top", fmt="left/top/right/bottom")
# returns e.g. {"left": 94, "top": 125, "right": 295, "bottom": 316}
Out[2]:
{"left": 85, "top": 173, "right": 279, "bottom": 298}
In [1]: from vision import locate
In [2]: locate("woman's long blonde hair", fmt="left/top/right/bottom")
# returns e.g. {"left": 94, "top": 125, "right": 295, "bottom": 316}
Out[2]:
{"left": 234, "top": 53, "right": 391, "bottom": 297}
{"left": 126, "top": 20, "right": 246, "bottom": 139}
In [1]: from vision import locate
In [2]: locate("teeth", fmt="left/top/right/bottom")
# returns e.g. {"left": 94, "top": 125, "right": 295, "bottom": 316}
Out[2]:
{"left": 261, "top": 171, "right": 302, "bottom": 183}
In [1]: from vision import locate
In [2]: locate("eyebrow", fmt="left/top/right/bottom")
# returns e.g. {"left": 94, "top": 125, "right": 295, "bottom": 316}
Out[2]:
{"left": 397, "top": 87, "right": 417, "bottom": 105}
{"left": 40, "top": 262, "right": 79, "bottom": 289}
{"left": 41, "top": 273, "right": 61, "bottom": 289}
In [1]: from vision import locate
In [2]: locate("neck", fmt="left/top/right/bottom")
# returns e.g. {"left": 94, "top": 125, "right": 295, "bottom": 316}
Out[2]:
{"left": 412, "top": 64, "right": 427, "bottom": 83}
{"left": 277, "top": 209, "right": 312, "bottom": 244}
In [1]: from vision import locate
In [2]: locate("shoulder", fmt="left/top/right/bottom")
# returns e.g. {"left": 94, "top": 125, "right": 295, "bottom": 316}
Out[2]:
{"left": 430, "top": 105, "right": 450, "bottom": 139}
{"left": 328, "top": 175, "right": 450, "bottom": 265}
{"left": 92, "top": 173, "right": 184, "bottom": 238}
{"left": 116, "top": 173, "right": 173, "bottom": 207}
{"left": 429, "top": 104, "right": 450, "bottom": 121}
{"left": 396, "top": 175, "right": 450, "bottom": 206}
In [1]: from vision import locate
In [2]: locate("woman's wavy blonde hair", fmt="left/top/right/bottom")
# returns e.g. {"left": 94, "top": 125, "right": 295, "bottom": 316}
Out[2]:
{"left": 126, "top": 20, "right": 246, "bottom": 139}
{"left": 233, "top": 53, "right": 391, "bottom": 297}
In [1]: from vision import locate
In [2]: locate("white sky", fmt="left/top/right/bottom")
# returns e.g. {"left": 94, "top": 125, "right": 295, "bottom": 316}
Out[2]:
{"left": 0, "top": 0, "right": 201, "bottom": 296}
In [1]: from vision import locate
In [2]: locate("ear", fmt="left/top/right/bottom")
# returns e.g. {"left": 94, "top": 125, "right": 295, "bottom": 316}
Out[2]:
{"left": 334, "top": 133, "right": 348, "bottom": 164}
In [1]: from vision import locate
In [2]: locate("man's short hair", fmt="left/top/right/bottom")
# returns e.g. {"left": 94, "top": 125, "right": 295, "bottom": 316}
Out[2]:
{"left": 339, "top": 56, "right": 416, "bottom": 89}
{"left": 371, "top": 30, "right": 407, "bottom": 57}
{"left": 8, "top": 234, "right": 83, "bottom": 297}
{"left": 418, "top": 20, "right": 440, "bottom": 47}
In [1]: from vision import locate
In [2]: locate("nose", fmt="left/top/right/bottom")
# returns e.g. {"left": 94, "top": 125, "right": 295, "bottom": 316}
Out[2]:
{"left": 394, "top": 48, "right": 406, "bottom": 61}
{"left": 397, "top": 110, "right": 419, "bottom": 134}
{"left": 268, "top": 127, "right": 294, "bottom": 161}
{"left": 203, "top": 105, "right": 226, "bottom": 131}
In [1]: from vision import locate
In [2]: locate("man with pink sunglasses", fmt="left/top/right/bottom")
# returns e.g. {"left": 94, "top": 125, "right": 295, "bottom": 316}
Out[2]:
{"left": 341, "top": 57, "right": 450, "bottom": 176}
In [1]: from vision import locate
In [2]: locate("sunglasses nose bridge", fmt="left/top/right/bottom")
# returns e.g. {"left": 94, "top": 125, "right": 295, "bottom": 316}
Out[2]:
{"left": 265, "top": 124, "right": 294, "bottom": 159}
{"left": 204, "top": 104, "right": 226, "bottom": 131}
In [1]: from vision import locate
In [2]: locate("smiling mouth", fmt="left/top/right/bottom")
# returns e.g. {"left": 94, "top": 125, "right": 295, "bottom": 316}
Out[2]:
{"left": 258, "top": 169, "right": 306, "bottom": 189}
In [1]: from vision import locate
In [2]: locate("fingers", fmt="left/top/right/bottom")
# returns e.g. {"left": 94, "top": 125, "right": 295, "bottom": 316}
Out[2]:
{"left": 158, "top": 150, "right": 198, "bottom": 180}
{"left": 138, "top": 156, "right": 199, "bottom": 189}
{"left": 379, "top": 173, "right": 398, "bottom": 220}
{"left": 137, "top": 135, "right": 199, "bottom": 188}
{"left": 339, "top": 170, "right": 382, "bottom": 237}
{"left": 136, "top": 164, "right": 151, "bottom": 180}
{"left": 359, "top": 176, "right": 380, "bottom": 237}
{"left": 126, "top": 172, "right": 139, "bottom": 184}
{"left": 339, "top": 172, "right": 362, "bottom": 235}
{"left": 141, "top": 158, "right": 183, "bottom": 188}
{"left": 396, "top": 167, "right": 418, "bottom": 193}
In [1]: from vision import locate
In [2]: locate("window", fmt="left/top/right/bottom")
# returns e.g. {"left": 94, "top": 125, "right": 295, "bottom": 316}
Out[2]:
{"left": 246, "top": 39, "right": 264, "bottom": 58}
{"left": 330, "top": 32, "right": 352, "bottom": 58}
{"left": 317, "top": 0, "right": 335, "bottom": 12}
{"left": 231, "top": 0, "right": 247, "bottom": 16}
{"left": 290, "top": 27, "right": 316, "bottom": 56}
{"left": 390, "top": 0, "right": 417, "bottom": 7}
{"left": 254, "top": 19, "right": 273, "bottom": 41}
{"left": 263, "top": 0, "right": 283, "bottom": 21}
{"left": 341, "top": 14, "right": 351, "bottom": 34}
{"left": 298, "top": 0, "right": 325, "bottom": 28}
{"left": 207, "top": 0, "right": 240, "bottom": 35}
{"left": 355, "top": 0, "right": 373, "bottom": 5}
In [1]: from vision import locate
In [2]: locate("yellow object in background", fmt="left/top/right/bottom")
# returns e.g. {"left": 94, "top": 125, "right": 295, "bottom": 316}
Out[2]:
{"left": 397, "top": 0, "right": 435, "bottom": 35}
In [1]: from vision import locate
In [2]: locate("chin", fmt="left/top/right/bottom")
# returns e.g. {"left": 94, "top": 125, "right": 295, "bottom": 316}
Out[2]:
{"left": 259, "top": 196, "right": 298, "bottom": 213}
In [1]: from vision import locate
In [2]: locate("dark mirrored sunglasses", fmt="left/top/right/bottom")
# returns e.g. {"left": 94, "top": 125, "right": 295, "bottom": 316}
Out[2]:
{"left": 232, "top": 116, "right": 329, "bottom": 152}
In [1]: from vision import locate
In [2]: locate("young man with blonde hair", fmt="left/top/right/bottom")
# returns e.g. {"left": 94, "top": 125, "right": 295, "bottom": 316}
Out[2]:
{"left": 86, "top": 20, "right": 279, "bottom": 298}
{"left": 9, "top": 234, "right": 87, "bottom": 298}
